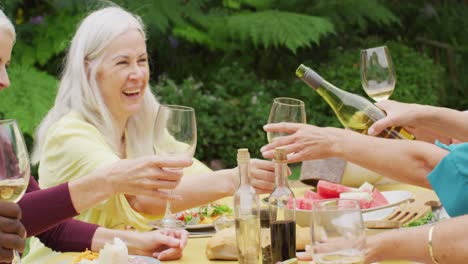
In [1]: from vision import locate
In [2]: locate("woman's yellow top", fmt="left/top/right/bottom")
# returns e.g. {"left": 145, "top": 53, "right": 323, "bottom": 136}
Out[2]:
{"left": 23, "top": 111, "right": 212, "bottom": 263}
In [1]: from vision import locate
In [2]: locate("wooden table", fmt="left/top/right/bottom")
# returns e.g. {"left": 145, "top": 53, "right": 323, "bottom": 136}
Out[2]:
{"left": 52, "top": 184, "right": 429, "bottom": 263}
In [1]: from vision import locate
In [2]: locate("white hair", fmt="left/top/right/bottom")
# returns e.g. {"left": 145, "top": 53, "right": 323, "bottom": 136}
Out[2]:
{"left": 0, "top": 9, "right": 16, "bottom": 40}
{"left": 31, "top": 6, "right": 159, "bottom": 163}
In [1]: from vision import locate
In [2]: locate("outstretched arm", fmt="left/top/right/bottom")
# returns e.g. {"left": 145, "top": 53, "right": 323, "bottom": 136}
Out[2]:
{"left": 131, "top": 159, "right": 276, "bottom": 215}
{"left": 366, "top": 214, "right": 468, "bottom": 263}
{"left": 261, "top": 123, "right": 448, "bottom": 188}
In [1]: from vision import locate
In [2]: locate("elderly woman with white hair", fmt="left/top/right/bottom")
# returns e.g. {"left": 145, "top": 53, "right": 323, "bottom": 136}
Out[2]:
{"left": 26, "top": 4, "right": 276, "bottom": 263}
{"left": 0, "top": 8, "right": 192, "bottom": 263}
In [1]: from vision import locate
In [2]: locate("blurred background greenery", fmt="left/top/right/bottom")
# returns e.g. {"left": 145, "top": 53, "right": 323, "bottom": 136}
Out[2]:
{"left": 0, "top": 0, "right": 466, "bottom": 172}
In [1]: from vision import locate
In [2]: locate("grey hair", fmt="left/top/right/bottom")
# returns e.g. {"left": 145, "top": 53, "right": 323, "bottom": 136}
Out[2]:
{"left": 31, "top": 6, "right": 159, "bottom": 163}
{"left": 0, "top": 9, "right": 16, "bottom": 41}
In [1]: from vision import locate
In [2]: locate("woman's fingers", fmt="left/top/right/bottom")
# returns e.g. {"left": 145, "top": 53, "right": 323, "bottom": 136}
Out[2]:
{"left": 263, "top": 122, "right": 305, "bottom": 134}
{"left": 261, "top": 142, "right": 303, "bottom": 160}
{"left": 261, "top": 134, "right": 297, "bottom": 153}
{"left": 154, "top": 247, "right": 183, "bottom": 260}
{"left": 150, "top": 155, "right": 193, "bottom": 169}
{"left": 251, "top": 178, "right": 275, "bottom": 193}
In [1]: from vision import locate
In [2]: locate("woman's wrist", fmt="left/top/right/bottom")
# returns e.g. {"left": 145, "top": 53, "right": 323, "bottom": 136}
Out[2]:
{"left": 221, "top": 168, "right": 238, "bottom": 196}
{"left": 91, "top": 227, "right": 117, "bottom": 251}
{"left": 68, "top": 171, "right": 115, "bottom": 213}
{"left": 325, "top": 127, "right": 348, "bottom": 158}
{"left": 413, "top": 104, "right": 435, "bottom": 128}
{"left": 365, "top": 232, "right": 394, "bottom": 263}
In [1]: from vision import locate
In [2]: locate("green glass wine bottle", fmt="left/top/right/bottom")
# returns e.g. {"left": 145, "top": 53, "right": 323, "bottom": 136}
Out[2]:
{"left": 296, "top": 64, "right": 414, "bottom": 140}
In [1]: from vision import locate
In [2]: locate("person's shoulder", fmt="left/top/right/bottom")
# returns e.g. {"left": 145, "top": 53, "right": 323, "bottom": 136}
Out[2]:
{"left": 48, "top": 111, "right": 101, "bottom": 138}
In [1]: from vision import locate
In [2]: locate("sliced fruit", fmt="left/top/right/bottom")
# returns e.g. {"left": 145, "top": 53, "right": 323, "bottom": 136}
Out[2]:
{"left": 370, "top": 188, "right": 389, "bottom": 208}
{"left": 317, "top": 180, "right": 355, "bottom": 199}
{"left": 340, "top": 191, "right": 373, "bottom": 209}
{"left": 304, "top": 190, "right": 323, "bottom": 200}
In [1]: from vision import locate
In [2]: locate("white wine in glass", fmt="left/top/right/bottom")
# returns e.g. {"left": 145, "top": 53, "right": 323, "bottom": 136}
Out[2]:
{"left": 151, "top": 105, "right": 197, "bottom": 229}
{"left": 360, "top": 46, "right": 396, "bottom": 102}
{"left": 267, "top": 97, "right": 306, "bottom": 143}
{"left": 0, "top": 119, "right": 30, "bottom": 264}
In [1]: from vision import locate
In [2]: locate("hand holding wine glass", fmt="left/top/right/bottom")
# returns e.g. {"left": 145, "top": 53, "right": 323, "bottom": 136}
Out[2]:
{"left": 151, "top": 105, "right": 197, "bottom": 229}
{"left": 267, "top": 97, "right": 306, "bottom": 143}
{"left": 0, "top": 120, "right": 30, "bottom": 263}
{"left": 361, "top": 46, "right": 396, "bottom": 102}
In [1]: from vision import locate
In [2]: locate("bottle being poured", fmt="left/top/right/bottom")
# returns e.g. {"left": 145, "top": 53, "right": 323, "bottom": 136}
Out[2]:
{"left": 296, "top": 64, "right": 414, "bottom": 140}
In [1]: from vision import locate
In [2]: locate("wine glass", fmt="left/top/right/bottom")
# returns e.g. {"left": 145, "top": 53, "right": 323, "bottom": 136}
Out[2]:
{"left": 151, "top": 105, "right": 197, "bottom": 229}
{"left": 311, "top": 199, "right": 366, "bottom": 263}
{"left": 360, "top": 46, "right": 396, "bottom": 102}
{"left": 267, "top": 97, "right": 306, "bottom": 143}
{"left": 0, "top": 120, "right": 30, "bottom": 263}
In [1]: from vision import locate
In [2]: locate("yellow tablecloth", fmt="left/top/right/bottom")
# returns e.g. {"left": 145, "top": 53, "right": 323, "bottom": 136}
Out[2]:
{"left": 50, "top": 184, "right": 429, "bottom": 264}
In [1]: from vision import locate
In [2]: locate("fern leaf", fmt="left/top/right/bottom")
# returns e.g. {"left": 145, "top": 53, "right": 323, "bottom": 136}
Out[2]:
{"left": 221, "top": 10, "right": 335, "bottom": 53}
{"left": 312, "top": 0, "right": 399, "bottom": 31}
{"left": 240, "top": 0, "right": 275, "bottom": 10}
{"left": 0, "top": 66, "right": 57, "bottom": 136}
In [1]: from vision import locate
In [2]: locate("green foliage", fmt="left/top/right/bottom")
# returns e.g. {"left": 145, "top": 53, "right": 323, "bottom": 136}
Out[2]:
{"left": 14, "top": 12, "right": 82, "bottom": 66}
{"left": 308, "top": 40, "right": 443, "bottom": 127}
{"left": 153, "top": 64, "right": 276, "bottom": 167}
{"left": 0, "top": 65, "right": 57, "bottom": 136}
{"left": 311, "top": 0, "right": 400, "bottom": 32}
{"left": 153, "top": 39, "right": 444, "bottom": 167}
{"left": 219, "top": 10, "right": 334, "bottom": 53}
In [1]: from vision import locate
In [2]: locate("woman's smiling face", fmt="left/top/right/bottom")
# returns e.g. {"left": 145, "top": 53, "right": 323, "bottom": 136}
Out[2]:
{"left": 95, "top": 29, "right": 149, "bottom": 122}
{"left": 0, "top": 29, "right": 14, "bottom": 91}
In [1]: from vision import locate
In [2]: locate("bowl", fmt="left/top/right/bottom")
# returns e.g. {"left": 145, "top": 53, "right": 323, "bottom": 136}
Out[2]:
{"left": 286, "top": 208, "right": 312, "bottom": 227}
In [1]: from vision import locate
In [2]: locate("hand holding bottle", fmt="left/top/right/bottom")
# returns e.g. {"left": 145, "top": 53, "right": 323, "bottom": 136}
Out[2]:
{"left": 368, "top": 100, "right": 425, "bottom": 136}
{"left": 368, "top": 100, "right": 455, "bottom": 144}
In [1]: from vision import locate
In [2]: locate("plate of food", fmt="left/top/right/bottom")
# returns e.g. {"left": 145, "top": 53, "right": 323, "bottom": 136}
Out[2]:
{"left": 175, "top": 203, "right": 232, "bottom": 230}
{"left": 263, "top": 181, "right": 414, "bottom": 226}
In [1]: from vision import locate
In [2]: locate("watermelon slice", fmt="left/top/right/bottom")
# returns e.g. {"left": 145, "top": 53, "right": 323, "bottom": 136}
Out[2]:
{"left": 370, "top": 188, "right": 389, "bottom": 208}
{"left": 317, "top": 180, "right": 355, "bottom": 199}
{"left": 296, "top": 198, "right": 314, "bottom": 210}
{"left": 304, "top": 190, "right": 324, "bottom": 200}
{"left": 340, "top": 191, "right": 373, "bottom": 209}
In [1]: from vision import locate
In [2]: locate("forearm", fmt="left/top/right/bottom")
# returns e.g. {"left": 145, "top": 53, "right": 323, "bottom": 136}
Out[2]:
{"left": 36, "top": 219, "right": 98, "bottom": 252}
{"left": 19, "top": 178, "right": 79, "bottom": 236}
{"left": 367, "top": 215, "right": 468, "bottom": 263}
{"left": 330, "top": 128, "right": 448, "bottom": 188}
{"left": 418, "top": 105, "right": 468, "bottom": 141}
{"left": 68, "top": 171, "right": 115, "bottom": 213}
{"left": 131, "top": 169, "right": 237, "bottom": 215}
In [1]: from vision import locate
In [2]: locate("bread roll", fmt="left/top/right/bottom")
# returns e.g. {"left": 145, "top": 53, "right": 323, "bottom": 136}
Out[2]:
{"left": 206, "top": 226, "right": 310, "bottom": 260}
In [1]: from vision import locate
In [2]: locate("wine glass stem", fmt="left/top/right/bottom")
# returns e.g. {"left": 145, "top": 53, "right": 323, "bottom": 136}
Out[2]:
{"left": 12, "top": 250, "right": 21, "bottom": 264}
{"left": 164, "top": 190, "right": 174, "bottom": 219}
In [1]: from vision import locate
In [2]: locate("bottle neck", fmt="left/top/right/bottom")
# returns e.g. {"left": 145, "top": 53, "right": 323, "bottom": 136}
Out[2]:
{"left": 274, "top": 161, "right": 289, "bottom": 187}
{"left": 238, "top": 161, "right": 251, "bottom": 186}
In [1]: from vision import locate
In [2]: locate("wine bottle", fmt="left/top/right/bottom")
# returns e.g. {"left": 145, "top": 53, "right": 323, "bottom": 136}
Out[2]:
{"left": 296, "top": 64, "right": 414, "bottom": 140}
{"left": 268, "top": 148, "right": 296, "bottom": 263}
{"left": 234, "top": 149, "right": 262, "bottom": 264}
